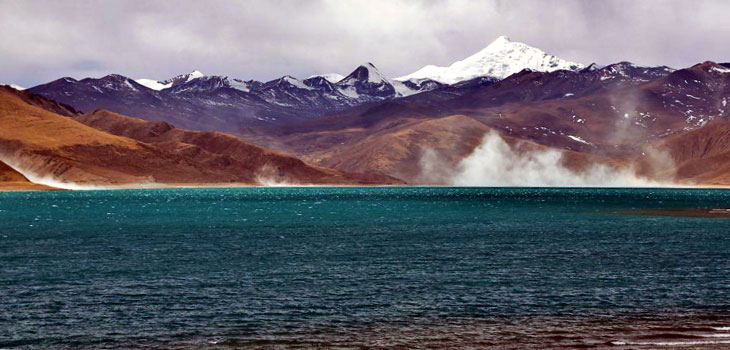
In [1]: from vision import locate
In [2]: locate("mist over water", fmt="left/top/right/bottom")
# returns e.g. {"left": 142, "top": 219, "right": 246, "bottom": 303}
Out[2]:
{"left": 422, "top": 131, "right": 675, "bottom": 187}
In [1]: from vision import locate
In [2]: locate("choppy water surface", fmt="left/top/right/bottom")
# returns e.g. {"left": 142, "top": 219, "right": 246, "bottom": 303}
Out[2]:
{"left": 1, "top": 187, "right": 730, "bottom": 349}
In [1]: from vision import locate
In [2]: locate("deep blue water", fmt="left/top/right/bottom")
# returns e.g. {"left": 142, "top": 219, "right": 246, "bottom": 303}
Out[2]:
{"left": 1, "top": 187, "right": 730, "bottom": 349}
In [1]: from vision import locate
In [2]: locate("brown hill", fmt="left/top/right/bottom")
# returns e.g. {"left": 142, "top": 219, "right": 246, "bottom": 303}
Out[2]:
{"left": 0, "top": 87, "right": 401, "bottom": 187}
{"left": 73, "top": 109, "right": 400, "bottom": 185}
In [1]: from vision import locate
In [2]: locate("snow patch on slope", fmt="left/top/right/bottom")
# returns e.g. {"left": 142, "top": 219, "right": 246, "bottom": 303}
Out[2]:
{"left": 282, "top": 76, "right": 314, "bottom": 90}
{"left": 135, "top": 78, "right": 172, "bottom": 91}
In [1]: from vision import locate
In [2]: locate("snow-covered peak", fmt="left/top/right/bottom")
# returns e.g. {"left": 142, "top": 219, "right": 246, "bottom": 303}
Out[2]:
{"left": 308, "top": 73, "right": 344, "bottom": 83}
{"left": 396, "top": 36, "right": 584, "bottom": 84}
{"left": 9, "top": 84, "right": 25, "bottom": 91}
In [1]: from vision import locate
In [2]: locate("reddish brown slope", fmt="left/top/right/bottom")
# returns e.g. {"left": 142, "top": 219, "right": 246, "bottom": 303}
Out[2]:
{"left": 0, "top": 87, "right": 400, "bottom": 186}
{"left": 73, "top": 110, "right": 401, "bottom": 185}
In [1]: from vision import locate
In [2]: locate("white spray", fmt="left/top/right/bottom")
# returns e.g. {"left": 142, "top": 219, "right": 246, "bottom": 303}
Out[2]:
{"left": 422, "top": 131, "right": 674, "bottom": 187}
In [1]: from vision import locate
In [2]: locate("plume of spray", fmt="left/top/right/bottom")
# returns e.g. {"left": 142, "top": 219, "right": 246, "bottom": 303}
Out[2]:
{"left": 254, "top": 164, "right": 298, "bottom": 187}
{"left": 0, "top": 155, "right": 107, "bottom": 190}
{"left": 420, "top": 131, "right": 676, "bottom": 187}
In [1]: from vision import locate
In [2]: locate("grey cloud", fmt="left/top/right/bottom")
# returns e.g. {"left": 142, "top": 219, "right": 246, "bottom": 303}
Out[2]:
{"left": 69, "top": 59, "right": 106, "bottom": 71}
{"left": 0, "top": 0, "right": 728, "bottom": 88}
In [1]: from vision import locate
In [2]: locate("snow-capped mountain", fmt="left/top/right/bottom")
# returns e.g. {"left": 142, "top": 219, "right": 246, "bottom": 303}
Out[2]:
{"left": 27, "top": 63, "right": 435, "bottom": 130}
{"left": 396, "top": 36, "right": 584, "bottom": 84}
{"left": 125, "top": 63, "right": 439, "bottom": 108}
{"left": 31, "top": 37, "right": 665, "bottom": 135}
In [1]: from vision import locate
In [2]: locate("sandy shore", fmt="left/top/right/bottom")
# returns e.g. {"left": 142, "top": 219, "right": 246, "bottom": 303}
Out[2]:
{"left": 0, "top": 181, "right": 396, "bottom": 192}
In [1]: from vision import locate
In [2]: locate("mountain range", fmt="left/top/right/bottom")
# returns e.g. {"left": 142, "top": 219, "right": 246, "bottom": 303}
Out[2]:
{"left": 3, "top": 36, "right": 730, "bottom": 189}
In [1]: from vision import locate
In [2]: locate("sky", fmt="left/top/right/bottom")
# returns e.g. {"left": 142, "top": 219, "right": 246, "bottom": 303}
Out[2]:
{"left": 1, "top": 0, "right": 729, "bottom": 88}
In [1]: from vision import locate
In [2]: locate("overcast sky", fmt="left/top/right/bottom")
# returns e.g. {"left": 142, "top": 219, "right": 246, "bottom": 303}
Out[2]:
{"left": 1, "top": 0, "right": 729, "bottom": 87}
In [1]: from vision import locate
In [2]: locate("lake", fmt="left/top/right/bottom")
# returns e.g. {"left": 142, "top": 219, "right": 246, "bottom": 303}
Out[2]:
{"left": 2, "top": 187, "right": 730, "bottom": 349}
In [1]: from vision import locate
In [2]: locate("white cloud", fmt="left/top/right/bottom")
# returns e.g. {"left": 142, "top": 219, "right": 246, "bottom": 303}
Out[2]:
{"left": 1, "top": 0, "right": 729, "bottom": 87}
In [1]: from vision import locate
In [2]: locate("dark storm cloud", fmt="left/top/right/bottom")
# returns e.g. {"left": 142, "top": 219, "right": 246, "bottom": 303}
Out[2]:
{"left": 1, "top": 0, "right": 729, "bottom": 87}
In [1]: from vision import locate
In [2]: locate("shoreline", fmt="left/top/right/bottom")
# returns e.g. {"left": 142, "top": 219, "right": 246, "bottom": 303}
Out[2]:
{"left": 2, "top": 182, "right": 730, "bottom": 192}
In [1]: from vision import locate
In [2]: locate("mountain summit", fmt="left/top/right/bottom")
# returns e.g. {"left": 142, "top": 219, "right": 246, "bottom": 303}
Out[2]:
{"left": 396, "top": 36, "right": 584, "bottom": 84}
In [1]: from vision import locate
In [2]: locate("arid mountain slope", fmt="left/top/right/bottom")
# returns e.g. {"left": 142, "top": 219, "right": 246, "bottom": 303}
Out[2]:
{"left": 0, "top": 87, "right": 400, "bottom": 187}
{"left": 73, "top": 110, "right": 400, "bottom": 185}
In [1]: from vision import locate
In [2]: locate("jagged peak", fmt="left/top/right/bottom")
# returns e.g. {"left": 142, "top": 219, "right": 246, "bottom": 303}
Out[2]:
{"left": 339, "top": 62, "right": 389, "bottom": 85}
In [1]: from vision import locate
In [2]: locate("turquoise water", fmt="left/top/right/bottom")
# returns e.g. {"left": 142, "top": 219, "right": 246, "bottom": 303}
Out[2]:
{"left": 1, "top": 187, "right": 730, "bottom": 349}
